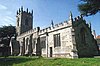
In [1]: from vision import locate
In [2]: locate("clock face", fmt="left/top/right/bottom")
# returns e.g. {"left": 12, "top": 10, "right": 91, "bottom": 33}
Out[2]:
{"left": 25, "top": 18, "right": 28, "bottom": 25}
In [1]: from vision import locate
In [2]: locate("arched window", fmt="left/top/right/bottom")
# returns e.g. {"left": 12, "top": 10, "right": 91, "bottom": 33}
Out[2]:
{"left": 80, "top": 28, "right": 86, "bottom": 44}
{"left": 54, "top": 33, "right": 61, "bottom": 47}
{"left": 26, "top": 38, "right": 29, "bottom": 50}
{"left": 17, "top": 18, "right": 19, "bottom": 26}
{"left": 40, "top": 36, "right": 46, "bottom": 48}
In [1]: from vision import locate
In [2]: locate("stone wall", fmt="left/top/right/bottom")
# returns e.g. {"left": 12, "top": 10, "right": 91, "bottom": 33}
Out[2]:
{"left": 39, "top": 20, "right": 78, "bottom": 58}
{"left": 15, "top": 10, "right": 98, "bottom": 58}
{"left": 73, "top": 18, "right": 98, "bottom": 57}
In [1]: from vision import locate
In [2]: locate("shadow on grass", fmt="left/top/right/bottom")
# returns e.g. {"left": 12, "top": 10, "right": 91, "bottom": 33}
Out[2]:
{"left": 0, "top": 56, "right": 38, "bottom": 66}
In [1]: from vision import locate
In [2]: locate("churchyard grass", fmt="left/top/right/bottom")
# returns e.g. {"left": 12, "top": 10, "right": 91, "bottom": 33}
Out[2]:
{"left": 0, "top": 56, "right": 100, "bottom": 66}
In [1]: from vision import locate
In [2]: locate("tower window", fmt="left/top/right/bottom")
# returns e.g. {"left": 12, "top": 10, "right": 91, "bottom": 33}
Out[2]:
{"left": 25, "top": 18, "right": 28, "bottom": 25}
{"left": 17, "top": 18, "right": 19, "bottom": 26}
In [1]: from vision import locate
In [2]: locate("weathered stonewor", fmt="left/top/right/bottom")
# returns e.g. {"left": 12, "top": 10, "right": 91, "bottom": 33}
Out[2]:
{"left": 10, "top": 7, "right": 99, "bottom": 58}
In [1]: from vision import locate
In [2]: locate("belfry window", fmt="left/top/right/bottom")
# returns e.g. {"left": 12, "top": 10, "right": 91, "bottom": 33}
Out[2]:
{"left": 25, "top": 18, "right": 28, "bottom": 25}
{"left": 54, "top": 33, "right": 61, "bottom": 47}
{"left": 17, "top": 18, "right": 19, "bottom": 26}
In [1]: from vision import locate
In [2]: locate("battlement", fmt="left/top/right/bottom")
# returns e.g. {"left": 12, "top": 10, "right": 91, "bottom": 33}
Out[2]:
{"left": 73, "top": 15, "right": 83, "bottom": 22}
{"left": 17, "top": 27, "right": 40, "bottom": 38}
{"left": 53, "top": 21, "right": 69, "bottom": 28}
{"left": 17, "top": 13, "right": 84, "bottom": 37}
{"left": 17, "top": 6, "right": 33, "bottom": 15}
{"left": 39, "top": 20, "right": 72, "bottom": 35}
{"left": 39, "top": 15, "right": 84, "bottom": 35}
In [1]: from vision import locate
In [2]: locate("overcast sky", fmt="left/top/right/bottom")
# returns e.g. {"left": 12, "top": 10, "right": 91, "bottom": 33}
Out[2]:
{"left": 0, "top": 0, "right": 100, "bottom": 35}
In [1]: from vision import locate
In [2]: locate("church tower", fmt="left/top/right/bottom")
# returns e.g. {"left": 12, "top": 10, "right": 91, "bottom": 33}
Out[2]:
{"left": 16, "top": 6, "right": 33, "bottom": 36}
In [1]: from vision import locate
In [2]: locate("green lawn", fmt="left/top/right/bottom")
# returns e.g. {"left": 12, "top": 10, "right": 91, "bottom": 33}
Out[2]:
{"left": 0, "top": 56, "right": 100, "bottom": 66}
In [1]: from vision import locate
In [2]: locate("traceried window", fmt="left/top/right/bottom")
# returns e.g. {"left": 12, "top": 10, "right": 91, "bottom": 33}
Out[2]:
{"left": 40, "top": 37, "right": 46, "bottom": 48}
{"left": 41, "top": 41, "right": 46, "bottom": 48}
{"left": 54, "top": 33, "right": 61, "bottom": 47}
{"left": 80, "top": 28, "right": 86, "bottom": 44}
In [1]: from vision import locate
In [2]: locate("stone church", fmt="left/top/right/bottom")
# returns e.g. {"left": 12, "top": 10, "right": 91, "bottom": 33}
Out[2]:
{"left": 10, "top": 7, "right": 99, "bottom": 58}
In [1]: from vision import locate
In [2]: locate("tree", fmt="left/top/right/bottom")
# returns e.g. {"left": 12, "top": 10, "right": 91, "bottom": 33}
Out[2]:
{"left": 78, "top": 0, "right": 100, "bottom": 16}
{"left": 0, "top": 25, "right": 16, "bottom": 46}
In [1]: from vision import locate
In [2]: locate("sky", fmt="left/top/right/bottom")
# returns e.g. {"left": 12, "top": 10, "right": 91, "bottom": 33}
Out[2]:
{"left": 0, "top": 0, "right": 100, "bottom": 35}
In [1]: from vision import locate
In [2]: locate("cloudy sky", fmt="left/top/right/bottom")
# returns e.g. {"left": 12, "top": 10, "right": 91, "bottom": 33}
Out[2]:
{"left": 0, "top": 0, "right": 100, "bottom": 35}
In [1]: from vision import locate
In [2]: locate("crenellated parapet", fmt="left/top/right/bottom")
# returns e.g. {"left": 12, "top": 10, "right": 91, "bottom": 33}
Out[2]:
{"left": 17, "top": 13, "right": 85, "bottom": 38}
{"left": 39, "top": 20, "right": 73, "bottom": 35}
{"left": 73, "top": 15, "right": 83, "bottom": 22}
{"left": 52, "top": 21, "right": 68, "bottom": 28}
{"left": 39, "top": 14, "right": 85, "bottom": 35}
{"left": 17, "top": 27, "right": 40, "bottom": 38}
{"left": 16, "top": 6, "right": 33, "bottom": 16}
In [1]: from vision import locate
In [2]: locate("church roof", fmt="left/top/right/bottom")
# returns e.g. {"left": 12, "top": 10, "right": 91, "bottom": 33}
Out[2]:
{"left": 96, "top": 35, "right": 100, "bottom": 39}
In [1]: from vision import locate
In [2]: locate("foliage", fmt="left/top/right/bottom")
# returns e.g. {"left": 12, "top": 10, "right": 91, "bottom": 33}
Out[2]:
{"left": 0, "top": 25, "right": 16, "bottom": 46}
{"left": 0, "top": 56, "right": 100, "bottom": 66}
{"left": 78, "top": 0, "right": 100, "bottom": 16}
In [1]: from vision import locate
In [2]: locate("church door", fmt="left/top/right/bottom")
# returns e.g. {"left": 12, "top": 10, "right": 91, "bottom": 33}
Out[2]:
{"left": 50, "top": 47, "right": 52, "bottom": 57}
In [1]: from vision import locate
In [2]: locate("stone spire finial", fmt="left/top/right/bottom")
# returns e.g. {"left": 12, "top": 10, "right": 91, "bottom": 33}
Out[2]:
{"left": 21, "top": 6, "right": 23, "bottom": 12}
{"left": 17, "top": 10, "right": 18, "bottom": 14}
{"left": 68, "top": 11, "right": 73, "bottom": 25}
{"left": 51, "top": 20, "right": 54, "bottom": 27}
{"left": 19, "top": 8, "right": 20, "bottom": 12}
{"left": 27, "top": 8, "right": 28, "bottom": 13}
{"left": 92, "top": 30, "right": 96, "bottom": 39}
{"left": 32, "top": 10, "right": 33, "bottom": 14}
{"left": 69, "top": 11, "right": 73, "bottom": 20}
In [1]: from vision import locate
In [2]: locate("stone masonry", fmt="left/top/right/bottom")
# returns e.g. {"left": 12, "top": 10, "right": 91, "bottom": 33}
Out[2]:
{"left": 10, "top": 7, "right": 99, "bottom": 58}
